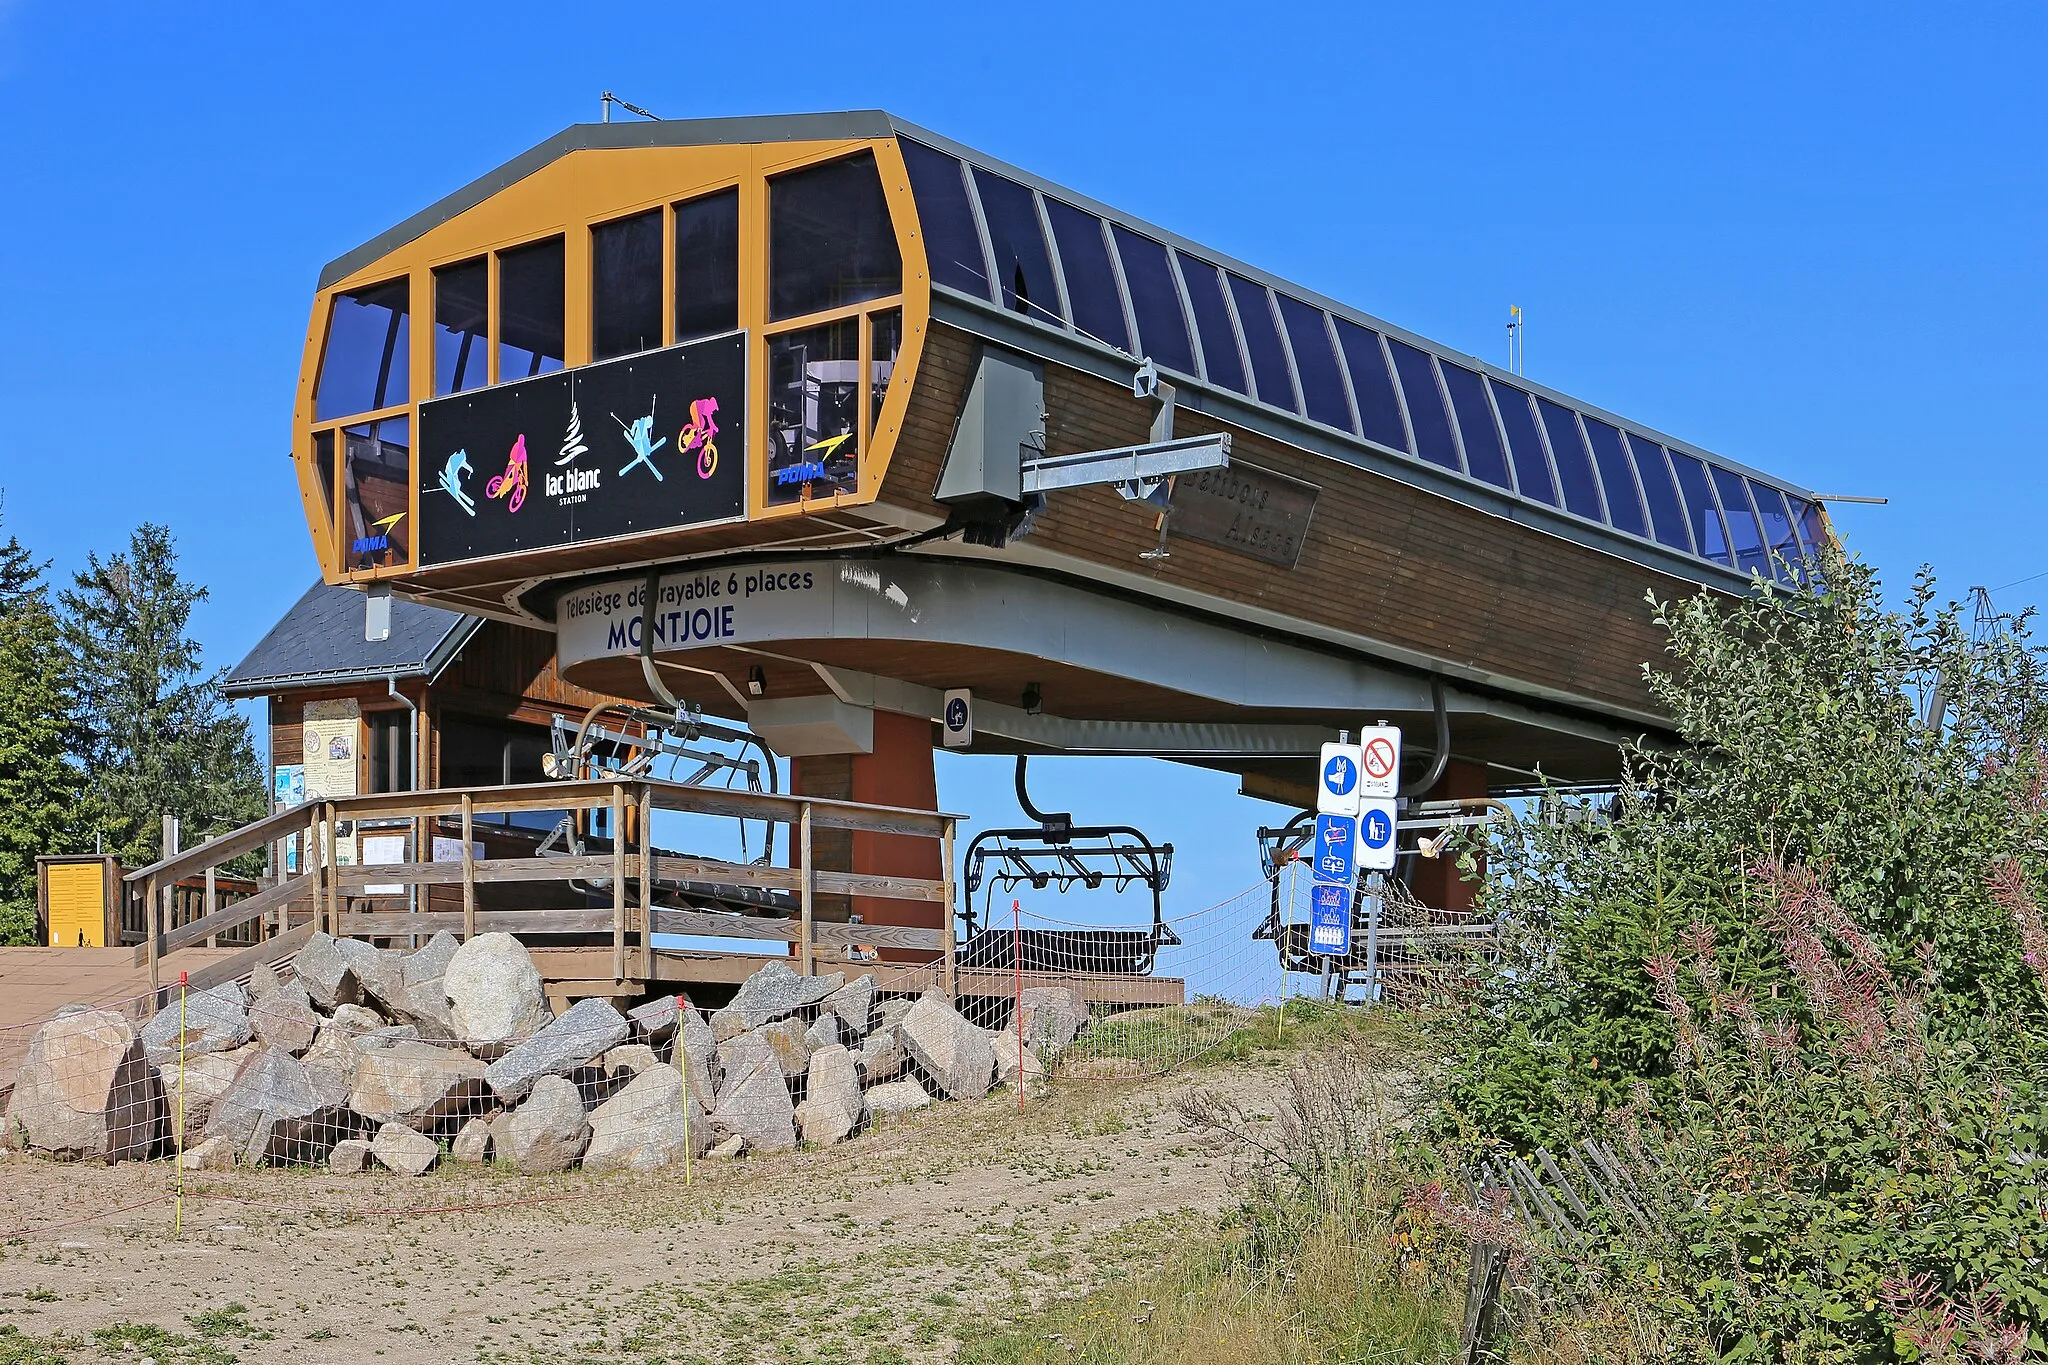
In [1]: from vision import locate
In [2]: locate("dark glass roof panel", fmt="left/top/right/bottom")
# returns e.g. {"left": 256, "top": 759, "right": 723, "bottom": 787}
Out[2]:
{"left": 1583, "top": 417, "right": 1646, "bottom": 537}
{"left": 1228, "top": 274, "right": 1296, "bottom": 412}
{"left": 1276, "top": 296, "right": 1352, "bottom": 432}
{"left": 1750, "top": 479, "right": 1801, "bottom": 582}
{"left": 1710, "top": 465, "right": 1768, "bottom": 577}
{"left": 899, "top": 140, "right": 989, "bottom": 298}
{"left": 1388, "top": 340, "right": 1461, "bottom": 472}
{"left": 1044, "top": 200, "right": 1128, "bottom": 352}
{"left": 1441, "top": 362, "right": 1512, "bottom": 491}
{"left": 1110, "top": 226, "right": 1196, "bottom": 376}
{"left": 1538, "top": 399, "right": 1602, "bottom": 521}
{"left": 1334, "top": 320, "right": 1408, "bottom": 453}
{"left": 1630, "top": 434, "right": 1694, "bottom": 553}
{"left": 972, "top": 168, "right": 1062, "bottom": 325}
{"left": 1499, "top": 378, "right": 1556, "bottom": 507}
{"left": 1177, "top": 254, "right": 1246, "bottom": 394}
{"left": 1491, "top": 381, "right": 1556, "bottom": 506}
{"left": 1669, "top": 451, "right": 1727, "bottom": 564}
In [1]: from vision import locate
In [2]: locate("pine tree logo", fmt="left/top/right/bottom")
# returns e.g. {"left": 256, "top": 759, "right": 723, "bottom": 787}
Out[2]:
{"left": 556, "top": 400, "right": 590, "bottom": 466}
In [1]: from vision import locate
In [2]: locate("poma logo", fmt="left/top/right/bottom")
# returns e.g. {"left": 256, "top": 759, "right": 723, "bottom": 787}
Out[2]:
{"left": 352, "top": 512, "right": 405, "bottom": 555}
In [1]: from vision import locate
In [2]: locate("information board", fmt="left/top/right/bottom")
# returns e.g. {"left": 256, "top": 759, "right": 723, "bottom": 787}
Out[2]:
{"left": 417, "top": 332, "right": 747, "bottom": 566}
{"left": 1309, "top": 881, "right": 1352, "bottom": 956}
{"left": 1311, "top": 813, "right": 1357, "bottom": 886}
{"left": 1356, "top": 798, "right": 1399, "bottom": 871}
{"left": 1357, "top": 725, "right": 1403, "bottom": 799}
{"left": 1317, "top": 741, "right": 1363, "bottom": 816}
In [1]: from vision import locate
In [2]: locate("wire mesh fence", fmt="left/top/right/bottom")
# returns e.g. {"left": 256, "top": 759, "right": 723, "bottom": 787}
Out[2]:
{"left": 0, "top": 862, "right": 1499, "bottom": 1240}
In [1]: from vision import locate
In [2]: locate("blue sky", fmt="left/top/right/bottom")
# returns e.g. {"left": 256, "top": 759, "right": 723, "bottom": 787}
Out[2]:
{"left": 1, "top": 3, "right": 2043, "bottom": 923}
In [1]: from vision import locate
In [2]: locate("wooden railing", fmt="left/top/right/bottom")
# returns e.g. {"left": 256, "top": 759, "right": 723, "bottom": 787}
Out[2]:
{"left": 122, "top": 778, "right": 961, "bottom": 998}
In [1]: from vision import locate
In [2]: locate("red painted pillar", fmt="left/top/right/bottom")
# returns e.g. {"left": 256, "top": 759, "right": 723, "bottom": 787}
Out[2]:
{"left": 789, "top": 710, "right": 942, "bottom": 961}
{"left": 1407, "top": 758, "right": 1489, "bottom": 913}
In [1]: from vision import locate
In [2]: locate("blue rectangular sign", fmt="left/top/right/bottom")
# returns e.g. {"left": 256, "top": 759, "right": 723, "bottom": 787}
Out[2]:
{"left": 1309, "top": 880, "right": 1353, "bottom": 956}
{"left": 1311, "top": 813, "right": 1357, "bottom": 886}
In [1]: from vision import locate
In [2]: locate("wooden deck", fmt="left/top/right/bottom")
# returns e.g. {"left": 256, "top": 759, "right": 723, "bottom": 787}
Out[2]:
{"left": 0, "top": 946, "right": 246, "bottom": 1094}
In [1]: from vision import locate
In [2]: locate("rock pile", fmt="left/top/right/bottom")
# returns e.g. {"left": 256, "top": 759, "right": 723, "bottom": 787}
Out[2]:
{"left": 0, "top": 935, "right": 1084, "bottom": 1176}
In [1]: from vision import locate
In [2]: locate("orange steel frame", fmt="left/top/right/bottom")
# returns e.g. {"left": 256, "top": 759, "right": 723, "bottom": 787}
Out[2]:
{"left": 291, "top": 137, "right": 935, "bottom": 584}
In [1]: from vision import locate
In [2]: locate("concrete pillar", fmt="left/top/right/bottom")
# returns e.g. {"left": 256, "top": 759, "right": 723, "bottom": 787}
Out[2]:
{"left": 789, "top": 710, "right": 942, "bottom": 962}
{"left": 1407, "top": 758, "right": 1488, "bottom": 913}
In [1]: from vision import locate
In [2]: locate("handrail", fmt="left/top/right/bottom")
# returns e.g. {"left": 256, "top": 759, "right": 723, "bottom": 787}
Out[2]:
{"left": 130, "top": 775, "right": 964, "bottom": 996}
{"left": 122, "top": 803, "right": 317, "bottom": 886}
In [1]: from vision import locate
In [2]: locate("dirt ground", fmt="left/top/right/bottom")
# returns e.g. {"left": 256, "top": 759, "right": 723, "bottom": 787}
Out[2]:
{"left": 0, "top": 1062, "right": 1290, "bottom": 1364}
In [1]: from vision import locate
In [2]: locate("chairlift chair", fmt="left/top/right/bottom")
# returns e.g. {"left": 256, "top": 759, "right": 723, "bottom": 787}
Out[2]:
{"left": 955, "top": 757, "right": 1179, "bottom": 976}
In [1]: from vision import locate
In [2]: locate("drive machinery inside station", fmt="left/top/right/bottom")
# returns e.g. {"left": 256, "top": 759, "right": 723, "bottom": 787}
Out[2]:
{"left": 245, "top": 108, "right": 1831, "bottom": 995}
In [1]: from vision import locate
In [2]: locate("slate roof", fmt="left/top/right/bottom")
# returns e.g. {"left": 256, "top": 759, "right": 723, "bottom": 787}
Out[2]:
{"left": 223, "top": 581, "right": 480, "bottom": 696}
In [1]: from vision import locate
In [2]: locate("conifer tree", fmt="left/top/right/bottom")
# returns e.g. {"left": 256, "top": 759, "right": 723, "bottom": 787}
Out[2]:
{"left": 59, "top": 524, "right": 264, "bottom": 867}
{"left": 0, "top": 497, "right": 81, "bottom": 944}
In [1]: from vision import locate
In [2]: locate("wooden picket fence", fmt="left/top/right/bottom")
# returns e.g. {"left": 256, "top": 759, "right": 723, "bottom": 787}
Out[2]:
{"left": 1458, "top": 1137, "right": 1671, "bottom": 1363}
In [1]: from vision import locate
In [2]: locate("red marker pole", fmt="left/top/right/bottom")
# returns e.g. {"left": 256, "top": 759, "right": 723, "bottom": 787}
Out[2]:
{"left": 1013, "top": 898, "right": 1024, "bottom": 1112}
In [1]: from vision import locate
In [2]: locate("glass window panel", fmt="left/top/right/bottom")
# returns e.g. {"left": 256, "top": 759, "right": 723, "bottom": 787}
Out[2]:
{"left": 1110, "top": 226, "right": 1195, "bottom": 376}
{"left": 1175, "top": 255, "right": 1246, "bottom": 394}
{"left": 674, "top": 187, "right": 739, "bottom": 343}
{"left": 870, "top": 308, "right": 903, "bottom": 430}
{"left": 341, "top": 416, "right": 410, "bottom": 571}
{"left": 1629, "top": 434, "right": 1693, "bottom": 552}
{"left": 315, "top": 277, "right": 409, "bottom": 421}
{"left": 1490, "top": 381, "right": 1556, "bottom": 506}
{"left": 1276, "top": 296, "right": 1352, "bottom": 431}
{"left": 971, "top": 169, "right": 1061, "bottom": 325}
{"left": 1387, "top": 340, "right": 1460, "bottom": 471}
{"left": 1710, "top": 467, "right": 1768, "bottom": 575}
{"left": 1539, "top": 400, "right": 1603, "bottom": 521}
{"left": 1333, "top": 320, "right": 1408, "bottom": 452}
{"left": 767, "top": 319, "right": 862, "bottom": 505}
{"left": 1668, "top": 450, "right": 1726, "bottom": 563}
{"left": 1582, "top": 417, "right": 1646, "bottom": 536}
{"left": 591, "top": 210, "right": 663, "bottom": 361}
{"left": 1789, "top": 497, "right": 1828, "bottom": 557}
{"left": 1045, "top": 201, "right": 1128, "bottom": 352}
{"left": 1750, "top": 479, "right": 1802, "bottom": 581}
{"left": 899, "top": 140, "right": 988, "bottom": 299}
{"left": 496, "top": 237, "right": 564, "bottom": 382}
{"left": 313, "top": 429, "right": 337, "bottom": 526}
{"left": 1440, "top": 362, "right": 1512, "bottom": 490}
{"left": 769, "top": 151, "right": 901, "bottom": 321}
{"left": 1227, "top": 274, "right": 1296, "bottom": 412}
{"left": 433, "top": 258, "right": 488, "bottom": 396}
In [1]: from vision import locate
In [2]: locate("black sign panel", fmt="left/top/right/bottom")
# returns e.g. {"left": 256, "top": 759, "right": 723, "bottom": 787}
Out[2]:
{"left": 416, "top": 333, "right": 747, "bottom": 566}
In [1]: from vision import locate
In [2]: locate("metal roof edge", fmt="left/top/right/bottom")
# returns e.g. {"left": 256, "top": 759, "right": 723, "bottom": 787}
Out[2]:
{"left": 316, "top": 110, "right": 898, "bottom": 290}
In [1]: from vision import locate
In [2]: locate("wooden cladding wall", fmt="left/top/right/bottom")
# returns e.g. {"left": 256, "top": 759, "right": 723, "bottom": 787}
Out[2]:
{"left": 881, "top": 324, "right": 1697, "bottom": 718}
{"left": 440, "top": 621, "right": 625, "bottom": 714}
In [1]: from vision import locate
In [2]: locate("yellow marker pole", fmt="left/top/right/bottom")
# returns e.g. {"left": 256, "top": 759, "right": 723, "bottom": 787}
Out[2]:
{"left": 678, "top": 996, "right": 692, "bottom": 1188}
{"left": 175, "top": 970, "right": 187, "bottom": 1238}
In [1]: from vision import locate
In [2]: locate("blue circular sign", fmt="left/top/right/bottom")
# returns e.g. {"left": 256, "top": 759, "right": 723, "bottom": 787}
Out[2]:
{"left": 945, "top": 697, "right": 968, "bottom": 732}
{"left": 1322, "top": 755, "right": 1357, "bottom": 795}
{"left": 1360, "top": 808, "right": 1394, "bottom": 849}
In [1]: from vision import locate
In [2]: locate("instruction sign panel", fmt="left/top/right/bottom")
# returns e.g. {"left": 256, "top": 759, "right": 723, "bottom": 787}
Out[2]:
{"left": 1357, "top": 725, "right": 1403, "bottom": 799}
{"left": 1356, "top": 797, "right": 1398, "bottom": 871}
{"left": 1309, "top": 882, "right": 1352, "bottom": 956}
{"left": 1317, "top": 742, "right": 1362, "bottom": 816}
{"left": 942, "top": 689, "right": 974, "bottom": 749}
{"left": 1312, "top": 814, "right": 1357, "bottom": 886}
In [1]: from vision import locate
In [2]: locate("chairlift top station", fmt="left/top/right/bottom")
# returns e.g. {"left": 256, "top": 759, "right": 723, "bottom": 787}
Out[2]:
{"left": 293, "top": 109, "right": 1829, "bottom": 829}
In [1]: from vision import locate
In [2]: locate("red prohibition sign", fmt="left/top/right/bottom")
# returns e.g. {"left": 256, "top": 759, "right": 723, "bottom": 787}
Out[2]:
{"left": 1361, "top": 736, "right": 1398, "bottom": 780}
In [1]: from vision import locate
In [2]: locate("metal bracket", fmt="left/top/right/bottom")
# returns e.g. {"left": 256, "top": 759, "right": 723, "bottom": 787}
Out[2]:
{"left": 1020, "top": 433, "right": 1230, "bottom": 496}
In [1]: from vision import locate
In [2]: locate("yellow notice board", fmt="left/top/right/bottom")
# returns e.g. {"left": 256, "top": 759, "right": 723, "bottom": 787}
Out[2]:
{"left": 44, "top": 860, "right": 107, "bottom": 947}
{"left": 302, "top": 698, "right": 360, "bottom": 804}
